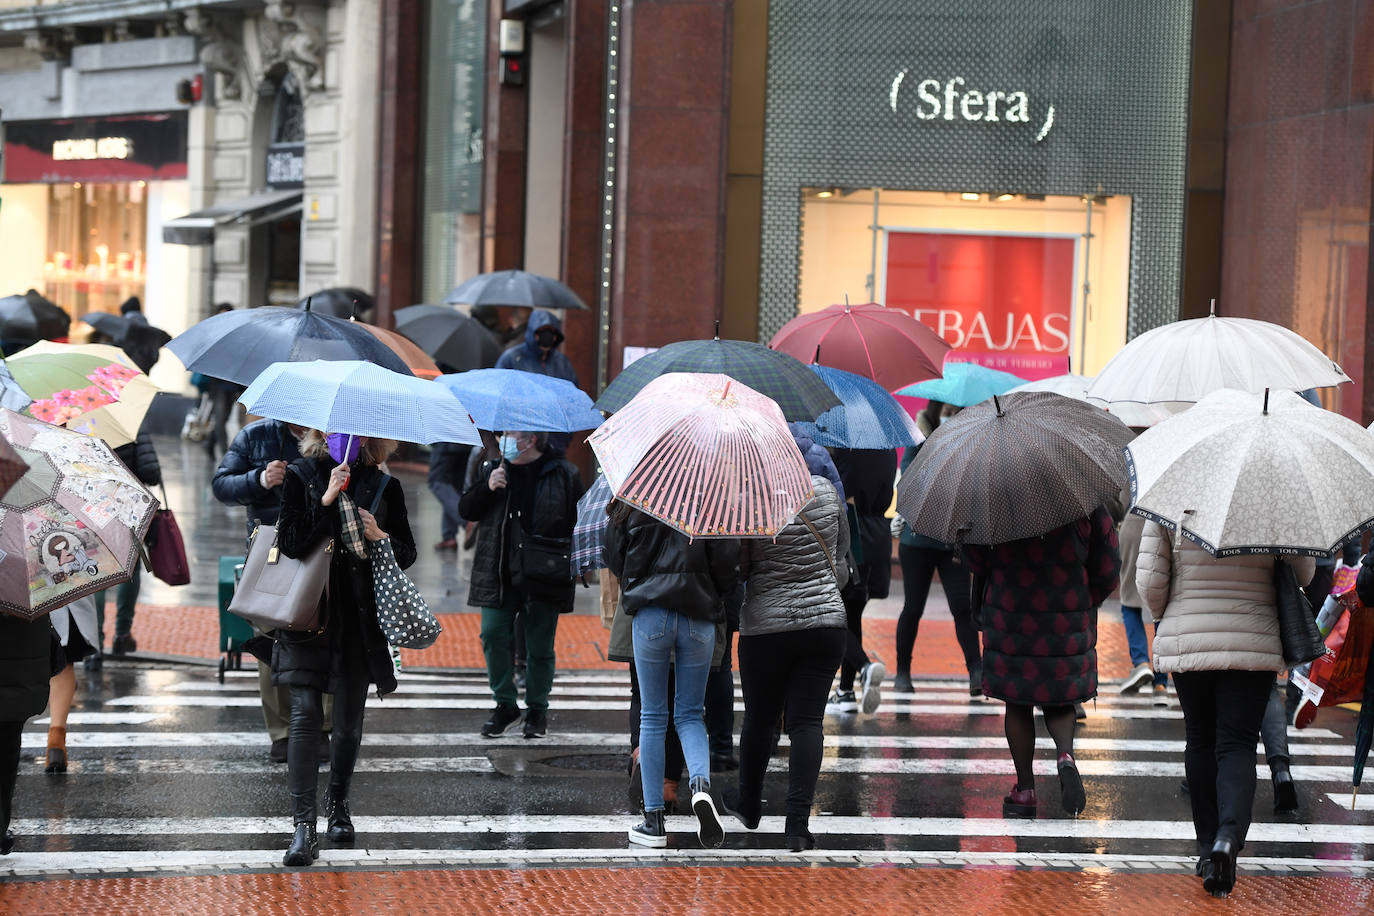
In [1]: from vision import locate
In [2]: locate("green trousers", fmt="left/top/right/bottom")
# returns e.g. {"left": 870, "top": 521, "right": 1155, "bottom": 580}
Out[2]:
{"left": 94, "top": 562, "right": 141, "bottom": 642}
{"left": 481, "top": 603, "right": 559, "bottom": 711}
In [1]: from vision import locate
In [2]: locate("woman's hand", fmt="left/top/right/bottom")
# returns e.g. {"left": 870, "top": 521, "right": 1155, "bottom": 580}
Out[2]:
{"left": 358, "top": 509, "right": 387, "bottom": 542}
{"left": 488, "top": 465, "right": 508, "bottom": 491}
{"left": 321, "top": 462, "right": 350, "bottom": 506}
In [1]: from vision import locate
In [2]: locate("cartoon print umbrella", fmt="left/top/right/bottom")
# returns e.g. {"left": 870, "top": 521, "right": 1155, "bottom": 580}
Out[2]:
{"left": 6, "top": 341, "right": 159, "bottom": 448}
{"left": 0, "top": 408, "right": 157, "bottom": 620}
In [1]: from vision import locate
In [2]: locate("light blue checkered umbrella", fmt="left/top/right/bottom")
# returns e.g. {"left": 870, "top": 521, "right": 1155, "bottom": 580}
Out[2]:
{"left": 794, "top": 365, "right": 922, "bottom": 449}
{"left": 897, "top": 362, "right": 1027, "bottom": 408}
{"left": 436, "top": 368, "right": 603, "bottom": 433}
{"left": 238, "top": 360, "right": 481, "bottom": 445}
{"left": 571, "top": 473, "right": 613, "bottom": 577}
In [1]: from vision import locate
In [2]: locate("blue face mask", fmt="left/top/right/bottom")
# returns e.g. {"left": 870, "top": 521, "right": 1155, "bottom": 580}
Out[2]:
{"left": 326, "top": 433, "right": 360, "bottom": 464}
{"left": 499, "top": 435, "right": 522, "bottom": 462}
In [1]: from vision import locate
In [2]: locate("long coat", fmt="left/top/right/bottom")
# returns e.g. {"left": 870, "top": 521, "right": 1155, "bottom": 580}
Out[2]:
{"left": 964, "top": 507, "right": 1121, "bottom": 705}
{"left": 0, "top": 615, "right": 53, "bottom": 722}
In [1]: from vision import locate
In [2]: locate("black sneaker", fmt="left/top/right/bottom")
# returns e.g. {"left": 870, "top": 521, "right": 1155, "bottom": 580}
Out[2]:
{"left": 628, "top": 808, "right": 666, "bottom": 848}
{"left": 892, "top": 672, "right": 914, "bottom": 694}
{"left": 481, "top": 704, "right": 522, "bottom": 737}
{"left": 523, "top": 708, "right": 548, "bottom": 739}
{"left": 690, "top": 776, "right": 725, "bottom": 848}
{"left": 111, "top": 634, "right": 136, "bottom": 655}
{"left": 269, "top": 737, "right": 288, "bottom": 764}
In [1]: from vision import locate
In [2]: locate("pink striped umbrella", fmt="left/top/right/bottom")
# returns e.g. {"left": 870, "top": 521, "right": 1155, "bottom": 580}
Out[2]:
{"left": 589, "top": 372, "right": 814, "bottom": 538}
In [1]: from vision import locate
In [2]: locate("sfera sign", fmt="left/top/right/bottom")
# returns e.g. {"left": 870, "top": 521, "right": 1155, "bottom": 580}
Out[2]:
{"left": 889, "top": 72, "right": 1056, "bottom": 143}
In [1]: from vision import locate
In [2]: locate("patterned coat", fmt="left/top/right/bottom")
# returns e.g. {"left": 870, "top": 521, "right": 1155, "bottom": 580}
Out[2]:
{"left": 964, "top": 507, "right": 1121, "bottom": 705}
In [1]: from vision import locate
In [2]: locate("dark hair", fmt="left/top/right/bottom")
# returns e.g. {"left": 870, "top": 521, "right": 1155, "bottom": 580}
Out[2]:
{"left": 213, "top": 302, "right": 234, "bottom": 314}
{"left": 919, "top": 399, "right": 946, "bottom": 425}
{"left": 607, "top": 498, "right": 635, "bottom": 526}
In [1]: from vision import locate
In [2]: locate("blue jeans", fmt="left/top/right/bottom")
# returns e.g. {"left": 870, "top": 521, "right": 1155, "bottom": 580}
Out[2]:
{"left": 632, "top": 605, "right": 715, "bottom": 811}
{"left": 1120, "top": 605, "right": 1167, "bottom": 687}
{"left": 427, "top": 443, "right": 469, "bottom": 540}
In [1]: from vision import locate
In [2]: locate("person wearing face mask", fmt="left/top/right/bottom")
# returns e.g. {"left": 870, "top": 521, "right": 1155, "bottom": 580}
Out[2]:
{"left": 460, "top": 430, "right": 584, "bottom": 739}
{"left": 271, "top": 429, "right": 416, "bottom": 867}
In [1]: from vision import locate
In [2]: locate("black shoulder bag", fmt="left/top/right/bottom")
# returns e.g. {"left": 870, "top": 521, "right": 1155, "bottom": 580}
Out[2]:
{"left": 1274, "top": 559, "right": 1325, "bottom": 668}
{"left": 509, "top": 511, "right": 573, "bottom": 602}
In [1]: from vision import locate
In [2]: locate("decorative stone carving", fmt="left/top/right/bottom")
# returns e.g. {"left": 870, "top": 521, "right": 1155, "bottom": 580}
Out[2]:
{"left": 185, "top": 8, "right": 245, "bottom": 100}
{"left": 261, "top": 0, "right": 325, "bottom": 95}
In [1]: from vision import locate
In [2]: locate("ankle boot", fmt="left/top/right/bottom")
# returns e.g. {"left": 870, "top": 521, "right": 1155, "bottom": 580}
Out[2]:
{"left": 628, "top": 808, "right": 666, "bottom": 848}
{"left": 282, "top": 792, "right": 318, "bottom": 867}
{"left": 324, "top": 783, "right": 355, "bottom": 844}
{"left": 45, "top": 727, "right": 67, "bottom": 774}
{"left": 784, "top": 814, "right": 815, "bottom": 852}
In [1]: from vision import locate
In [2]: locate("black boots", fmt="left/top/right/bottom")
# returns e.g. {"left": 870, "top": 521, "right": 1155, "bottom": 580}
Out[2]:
{"left": 324, "top": 783, "right": 355, "bottom": 844}
{"left": 1204, "top": 837, "right": 1237, "bottom": 897}
{"left": 283, "top": 793, "right": 319, "bottom": 867}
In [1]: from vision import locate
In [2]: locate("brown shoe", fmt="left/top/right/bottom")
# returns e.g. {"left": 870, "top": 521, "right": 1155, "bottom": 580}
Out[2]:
{"left": 663, "top": 778, "right": 680, "bottom": 814}
{"left": 45, "top": 726, "right": 67, "bottom": 774}
{"left": 434, "top": 538, "right": 458, "bottom": 551}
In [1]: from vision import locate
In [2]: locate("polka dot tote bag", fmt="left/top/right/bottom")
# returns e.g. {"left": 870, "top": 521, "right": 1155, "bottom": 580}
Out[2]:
{"left": 370, "top": 537, "right": 442, "bottom": 650}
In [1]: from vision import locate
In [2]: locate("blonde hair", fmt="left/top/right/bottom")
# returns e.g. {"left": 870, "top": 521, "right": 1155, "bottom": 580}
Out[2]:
{"left": 299, "top": 430, "right": 396, "bottom": 466}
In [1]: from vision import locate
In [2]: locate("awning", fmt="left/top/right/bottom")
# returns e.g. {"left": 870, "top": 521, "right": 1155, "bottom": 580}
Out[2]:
{"left": 161, "top": 189, "right": 303, "bottom": 245}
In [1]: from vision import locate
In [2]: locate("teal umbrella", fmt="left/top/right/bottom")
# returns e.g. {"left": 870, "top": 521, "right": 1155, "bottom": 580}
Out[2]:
{"left": 897, "top": 362, "right": 1027, "bottom": 407}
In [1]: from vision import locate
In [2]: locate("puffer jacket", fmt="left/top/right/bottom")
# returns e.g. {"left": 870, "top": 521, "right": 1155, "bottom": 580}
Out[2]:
{"left": 605, "top": 507, "right": 739, "bottom": 623}
{"left": 114, "top": 430, "right": 161, "bottom": 487}
{"left": 739, "top": 476, "right": 849, "bottom": 637}
{"left": 1117, "top": 513, "right": 1145, "bottom": 608}
{"left": 212, "top": 419, "right": 302, "bottom": 537}
{"left": 0, "top": 615, "right": 53, "bottom": 722}
{"left": 1136, "top": 521, "right": 1315, "bottom": 673}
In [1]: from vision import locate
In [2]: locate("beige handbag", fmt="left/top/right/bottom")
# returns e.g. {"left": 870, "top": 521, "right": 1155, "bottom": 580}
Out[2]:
{"left": 228, "top": 523, "right": 332, "bottom": 633}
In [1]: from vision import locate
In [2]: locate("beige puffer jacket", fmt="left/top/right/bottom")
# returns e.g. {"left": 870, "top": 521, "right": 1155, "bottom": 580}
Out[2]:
{"left": 1136, "top": 521, "right": 1315, "bottom": 673}
{"left": 1117, "top": 513, "right": 1145, "bottom": 608}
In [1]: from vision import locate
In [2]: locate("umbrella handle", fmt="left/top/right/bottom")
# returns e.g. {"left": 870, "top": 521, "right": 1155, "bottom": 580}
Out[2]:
{"left": 479, "top": 428, "right": 501, "bottom": 463}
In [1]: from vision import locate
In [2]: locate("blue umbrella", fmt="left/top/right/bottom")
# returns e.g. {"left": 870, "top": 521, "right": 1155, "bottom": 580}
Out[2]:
{"left": 436, "top": 368, "right": 603, "bottom": 433}
{"left": 897, "top": 362, "right": 1027, "bottom": 407}
{"left": 794, "top": 365, "right": 922, "bottom": 449}
{"left": 571, "top": 473, "right": 613, "bottom": 577}
{"left": 238, "top": 360, "right": 481, "bottom": 445}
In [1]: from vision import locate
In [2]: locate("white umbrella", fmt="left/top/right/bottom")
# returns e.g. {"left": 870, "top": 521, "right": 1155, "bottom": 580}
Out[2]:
{"left": 1007, "top": 374, "right": 1180, "bottom": 428}
{"left": 1086, "top": 304, "right": 1349, "bottom": 413}
{"left": 1125, "top": 388, "right": 1374, "bottom": 557}
{"left": 1007, "top": 373, "right": 1093, "bottom": 399}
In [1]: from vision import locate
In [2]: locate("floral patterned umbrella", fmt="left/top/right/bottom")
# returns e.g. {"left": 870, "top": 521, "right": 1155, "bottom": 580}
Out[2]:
{"left": 6, "top": 341, "right": 158, "bottom": 448}
{"left": 0, "top": 408, "right": 157, "bottom": 620}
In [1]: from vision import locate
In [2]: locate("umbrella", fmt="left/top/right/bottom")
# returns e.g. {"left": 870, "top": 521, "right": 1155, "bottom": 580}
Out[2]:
{"left": 167, "top": 306, "right": 414, "bottom": 386}
{"left": 294, "top": 288, "right": 375, "bottom": 320}
{"left": 238, "top": 360, "right": 481, "bottom": 446}
{"left": 596, "top": 336, "right": 841, "bottom": 422}
{"left": 1125, "top": 389, "right": 1374, "bottom": 557}
{"left": 571, "top": 473, "right": 613, "bottom": 576}
{"left": 897, "top": 362, "right": 1028, "bottom": 408}
{"left": 0, "top": 408, "right": 157, "bottom": 620}
{"left": 589, "top": 372, "right": 814, "bottom": 538}
{"left": 1007, "top": 373, "right": 1093, "bottom": 399}
{"left": 1355, "top": 651, "right": 1374, "bottom": 807}
{"left": 0, "top": 363, "right": 32, "bottom": 413}
{"left": 1085, "top": 302, "right": 1350, "bottom": 412}
{"left": 768, "top": 302, "right": 950, "bottom": 391}
{"left": 436, "top": 368, "right": 603, "bottom": 433}
{"left": 348, "top": 319, "right": 440, "bottom": 379}
{"left": 0, "top": 433, "right": 27, "bottom": 499}
{"left": 6, "top": 342, "right": 159, "bottom": 448}
{"left": 0, "top": 290, "right": 70, "bottom": 342}
{"left": 394, "top": 305, "right": 504, "bottom": 371}
{"left": 1006, "top": 373, "right": 1174, "bottom": 428}
{"left": 896, "top": 391, "right": 1134, "bottom": 545}
{"left": 445, "top": 270, "right": 589, "bottom": 311}
{"left": 81, "top": 312, "right": 173, "bottom": 350}
{"left": 793, "top": 365, "right": 922, "bottom": 449}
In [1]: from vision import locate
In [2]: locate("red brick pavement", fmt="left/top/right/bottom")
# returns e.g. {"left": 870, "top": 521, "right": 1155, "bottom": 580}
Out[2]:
{"left": 115, "top": 602, "right": 1134, "bottom": 681}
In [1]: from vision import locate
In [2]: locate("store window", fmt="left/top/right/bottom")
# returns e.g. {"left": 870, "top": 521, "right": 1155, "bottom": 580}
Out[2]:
{"left": 43, "top": 181, "right": 149, "bottom": 318}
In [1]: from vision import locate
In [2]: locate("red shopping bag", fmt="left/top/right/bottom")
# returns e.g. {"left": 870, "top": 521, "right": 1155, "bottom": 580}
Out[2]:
{"left": 147, "top": 506, "right": 191, "bottom": 586}
{"left": 1299, "top": 590, "right": 1373, "bottom": 708}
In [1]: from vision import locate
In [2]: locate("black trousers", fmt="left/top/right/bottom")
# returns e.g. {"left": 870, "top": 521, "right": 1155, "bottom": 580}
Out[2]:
{"left": 287, "top": 674, "right": 370, "bottom": 822}
{"left": 738, "top": 627, "right": 846, "bottom": 819}
{"left": 704, "top": 627, "right": 736, "bottom": 757}
{"left": 0, "top": 720, "right": 23, "bottom": 837}
{"left": 896, "top": 543, "right": 981, "bottom": 676}
{"left": 1172, "top": 669, "right": 1274, "bottom": 852}
{"left": 837, "top": 582, "right": 872, "bottom": 691}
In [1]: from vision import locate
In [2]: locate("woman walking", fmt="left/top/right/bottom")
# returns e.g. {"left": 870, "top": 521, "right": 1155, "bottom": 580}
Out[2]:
{"left": 1136, "top": 521, "right": 1313, "bottom": 897}
{"left": 605, "top": 501, "right": 739, "bottom": 849}
{"left": 273, "top": 431, "right": 416, "bottom": 866}
{"left": 962, "top": 506, "right": 1120, "bottom": 819}
{"left": 43, "top": 594, "right": 100, "bottom": 773}
{"left": 724, "top": 473, "right": 849, "bottom": 851}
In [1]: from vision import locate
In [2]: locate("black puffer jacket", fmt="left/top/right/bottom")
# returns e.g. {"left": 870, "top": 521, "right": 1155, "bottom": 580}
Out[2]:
{"left": 832, "top": 447, "right": 897, "bottom": 599}
{"left": 0, "top": 615, "right": 53, "bottom": 722}
{"left": 270, "top": 458, "right": 416, "bottom": 697}
{"left": 605, "top": 507, "right": 740, "bottom": 623}
{"left": 459, "top": 453, "right": 583, "bottom": 610}
{"left": 114, "top": 430, "right": 161, "bottom": 487}
{"left": 212, "top": 419, "right": 302, "bottom": 537}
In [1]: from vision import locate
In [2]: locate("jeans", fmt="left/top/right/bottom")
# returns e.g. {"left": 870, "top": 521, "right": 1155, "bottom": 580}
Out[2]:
{"left": 1260, "top": 680, "right": 1289, "bottom": 766}
{"left": 286, "top": 675, "right": 370, "bottom": 823}
{"left": 1173, "top": 669, "right": 1274, "bottom": 851}
{"left": 629, "top": 661, "right": 684, "bottom": 782}
{"left": 481, "top": 603, "right": 558, "bottom": 710}
{"left": 896, "top": 544, "right": 980, "bottom": 676}
{"left": 426, "top": 443, "right": 470, "bottom": 541}
{"left": 1119, "top": 606, "right": 1167, "bottom": 687}
{"left": 633, "top": 606, "right": 715, "bottom": 811}
{"left": 738, "top": 627, "right": 845, "bottom": 821}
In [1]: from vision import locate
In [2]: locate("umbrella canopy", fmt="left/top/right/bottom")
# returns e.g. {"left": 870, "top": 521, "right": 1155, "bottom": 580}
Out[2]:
{"left": 394, "top": 305, "right": 504, "bottom": 371}
{"left": 295, "top": 288, "right": 375, "bottom": 320}
{"left": 1086, "top": 305, "right": 1350, "bottom": 412}
{"left": 167, "top": 306, "right": 414, "bottom": 386}
{"left": 0, "top": 408, "right": 157, "bottom": 620}
{"left": 0, "top": 433, "right": 27, "bottom": 499}
{"left": 896, "top": 391, "right": 1133, "bottom": 545}
{"left": 0, "top": 290, "right": 70, "bottom": 342}
{"left": 571, "top": 473, "right": 614, "bottom": 576}
{"left": 1125, "top": 389, "right": 1374, "bottom": 557}
{"left": 793, "top": 365, "right": 922, "bottom": 449}
{"left": 1007, "top": 373, "right": 1092, "bottom": 399}
{"left": 897, "top": 362, "right": 1028, "bottom": 408}
{"left": 81, "top": 312, "right": 173, "bottom": 350}
{"left": 1355, "top": 651, "right": 1374, "bottom": 798}
{"left": 1006, "top": 373, "right": 1172, "bottom": 428}
{"left": 436, "top": 368, "right": 602, "bottom": 433}
{"left": 347, "top": 319, "right": 440, "bottom": 379}
{"left": 769, "top": 302, "right": 950, "bottom": 391}
{"left": 445, "top": 270, "right": 589, "bottom": 311}
{"left": 596, "top": 337, "right": 841, "bottom": 422}
{"left": 239, "top": 360, "right": 481, "bottom": 446}
{"left": 0, "top": 364, "right": 32, "bottom": 413}
{"left": 7, "top": 342, "right": 159, "bottom": 448}
{"left": 589, "top": 372, "right": 814, "bottom": 538}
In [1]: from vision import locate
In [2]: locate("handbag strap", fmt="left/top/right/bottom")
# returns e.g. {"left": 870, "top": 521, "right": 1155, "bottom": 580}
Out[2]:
{"left": 799, "top": 512, "right": 839, "bottom": 583}
{"left": 369, "top": 474, "right": 391, "bottom": 515}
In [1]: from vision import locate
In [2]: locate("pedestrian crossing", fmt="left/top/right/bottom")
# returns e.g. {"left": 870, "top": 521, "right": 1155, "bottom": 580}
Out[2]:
{"left": 4, "top": 665, "right": 1371, "bottom": 879}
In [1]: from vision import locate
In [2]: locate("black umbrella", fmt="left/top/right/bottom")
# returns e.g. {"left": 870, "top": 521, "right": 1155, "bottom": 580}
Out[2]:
{"left": 294, "top": 288, "right": 375, "bottom": 320}
{"left": 0, "top": 289, "right": 70, "bottom": 342}
{"left": 394, "top": 305, "right": 503, "bottom": 372}
{"left": 445, "top": 270, "right": 589, "bottom": 311}
{"left": 83, "top": 312, "right": 173, "bottom": 349}
{"left": 594, "top": 335, "right": 842, "bottom": 421}
{"left": 896, "top": 391, "right": 1134, "bottom": 546}
{"left": 166, "top": 306, "right": 413, "bottom": 386}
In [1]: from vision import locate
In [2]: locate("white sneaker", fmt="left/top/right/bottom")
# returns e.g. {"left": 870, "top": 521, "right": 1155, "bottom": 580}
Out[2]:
{"left": 1119, "top": 663, "right": 1153, "bottom": 694}
{"left": 859, "top": 661, "right": 886, "bottom": 714}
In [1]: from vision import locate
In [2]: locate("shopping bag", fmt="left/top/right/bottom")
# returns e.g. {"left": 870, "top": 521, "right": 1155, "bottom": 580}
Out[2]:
{"left": 371, "top": 537, "right": 441, "bottom": 650}
{"left": 147, "top": 487, "right": 191, "bottom": 586}
{"left": 1291, "top": 589, "right": 1374, "bottom": 710}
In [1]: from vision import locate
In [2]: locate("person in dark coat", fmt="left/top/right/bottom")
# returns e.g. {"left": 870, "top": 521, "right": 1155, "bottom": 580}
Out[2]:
{"left": 0, "top": 615, "right": 54, "bottom": 854}
{"left": 273, "top": 431, "right": 416, "bottom": 867}
{"left": 115, "top": 296, "right": 163, "bottom": 376}
{"left": 99, "top": 429, "right": 161, "bottom": 656}
{"left": 963, "top": 506, "right": 1120, "bottom": 819}
{"left": 494, "top": 310, "right": 577, "bottom": 384}
{"left": 459, "top": 431, "right": 583, "bottom": 740}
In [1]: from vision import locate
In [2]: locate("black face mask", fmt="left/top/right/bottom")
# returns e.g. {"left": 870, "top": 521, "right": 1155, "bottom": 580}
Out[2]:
{"left": 535, "top": 331, "right": 558, "bottom": 349}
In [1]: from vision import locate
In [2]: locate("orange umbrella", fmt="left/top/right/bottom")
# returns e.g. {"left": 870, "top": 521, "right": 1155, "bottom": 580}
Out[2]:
{"left": 351, "top": 320, "right": 440, "bottom": 379}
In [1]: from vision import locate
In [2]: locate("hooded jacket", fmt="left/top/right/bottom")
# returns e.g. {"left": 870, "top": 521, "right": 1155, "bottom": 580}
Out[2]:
{"left": 495, "top": 310, "right": 579, "bottom": 386}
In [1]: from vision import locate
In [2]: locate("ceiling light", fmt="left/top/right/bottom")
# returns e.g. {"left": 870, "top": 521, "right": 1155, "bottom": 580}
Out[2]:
{"left": 995, "top": 193, "right": 1016, "bottom": 202}
{"left": 816, "top": 190, "right": 834, "bottom": 199}
{"left": 960, "top": 192, "right": 980, "bottom": 201}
